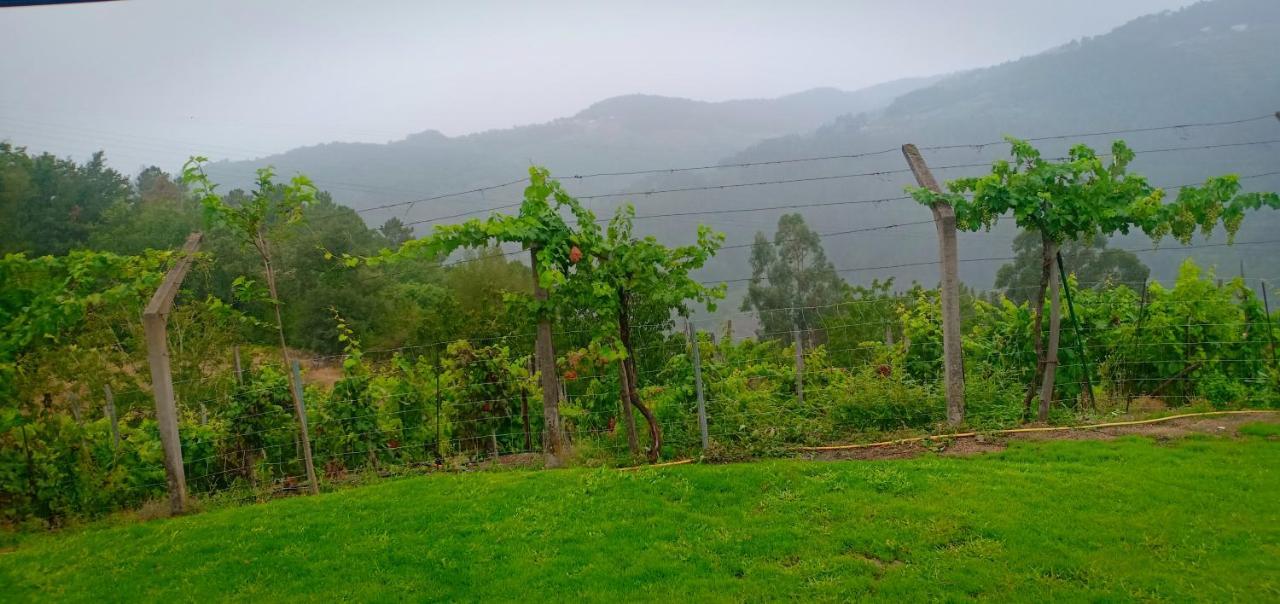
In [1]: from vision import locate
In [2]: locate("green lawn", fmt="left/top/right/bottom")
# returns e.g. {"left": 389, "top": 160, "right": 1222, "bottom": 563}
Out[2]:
{"left": 2, "top": 429, "right": 1278, "bottom": 602}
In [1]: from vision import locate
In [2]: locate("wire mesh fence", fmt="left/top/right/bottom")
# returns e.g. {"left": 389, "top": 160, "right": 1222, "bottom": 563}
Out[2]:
{"left": 5, "top": 112, "right": 1278, "bottom": 523}
{"left": 89, "top": 270, "right": 1270, "bottom": 510}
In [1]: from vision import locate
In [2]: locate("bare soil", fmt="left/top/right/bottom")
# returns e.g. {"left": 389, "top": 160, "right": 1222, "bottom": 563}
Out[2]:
{"left": 806, "top": 411, "right": 1277, "bottom": 462}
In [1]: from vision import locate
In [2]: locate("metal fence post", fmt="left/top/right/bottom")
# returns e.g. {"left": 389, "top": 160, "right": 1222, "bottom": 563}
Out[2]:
{"left": 687, "top": 321, "right": 709, "bottom": 452}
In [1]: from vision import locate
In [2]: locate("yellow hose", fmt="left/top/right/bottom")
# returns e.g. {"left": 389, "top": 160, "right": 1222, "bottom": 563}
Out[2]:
{"left": 617, "top": 458, "right": 694, "bottom": 471}
{"left": 796, "top": 409, "right": 1278, "bottom": 452}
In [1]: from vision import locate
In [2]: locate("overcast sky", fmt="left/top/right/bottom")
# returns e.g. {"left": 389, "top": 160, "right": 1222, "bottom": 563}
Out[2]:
{"left": 0, "top": 0, "right": 1198, "bottom": 173}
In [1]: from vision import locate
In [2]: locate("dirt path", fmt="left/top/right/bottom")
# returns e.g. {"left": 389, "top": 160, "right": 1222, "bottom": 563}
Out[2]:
{"left": 804, "top": 411, "right": 1278, "bottom": 462}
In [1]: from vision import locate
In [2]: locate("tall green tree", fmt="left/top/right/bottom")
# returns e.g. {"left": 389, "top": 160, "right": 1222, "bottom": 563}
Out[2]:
{"left": 182, "top": 157, "right": 321, "bottom": 492}
{"left": 88, "top": 167, "right": 201, "bottom": 256}
{"left": 741, "top": 213, "right": 843, "bottom": 344}
{"left": 0, "top": 144, "right": 130, "bottom": 256}
{"left": 995, "top": 231, "right": 1150, "bottom": 304}
{"left": 378, "top": 217, "right": 414, "bottom": 248}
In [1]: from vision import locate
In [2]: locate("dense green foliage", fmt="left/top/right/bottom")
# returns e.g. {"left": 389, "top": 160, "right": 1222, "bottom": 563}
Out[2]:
{"left": 3, "top": 433, "right": 1279, "bottom": 601}
{"left": 2, "top": 137, "right": 1278, "bottom": 526}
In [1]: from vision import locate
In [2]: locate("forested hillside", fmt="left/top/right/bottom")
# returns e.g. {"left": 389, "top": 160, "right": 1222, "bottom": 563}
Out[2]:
{"left": 627, "top": 0, "right": 1280, "bottom": 294}
{"left": 188, "top": 0, "right": 1280, "bottom": 308}
{"left": 201, "top": 78, "right": 937, "bottom": 221}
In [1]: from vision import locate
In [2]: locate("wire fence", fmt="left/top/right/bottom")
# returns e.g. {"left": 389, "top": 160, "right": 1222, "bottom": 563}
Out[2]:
{"left": 114, "top": 271, "right": 1275, "bottom": 508}
{"left": 6, "top": 111, "right": 1279, "bottom": 520}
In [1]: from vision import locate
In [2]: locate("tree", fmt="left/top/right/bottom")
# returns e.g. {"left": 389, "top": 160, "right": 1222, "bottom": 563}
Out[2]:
{"left": 0, "top": 250, "right": 168, "bottom": 405}
{"left": 359, "top": 167, "right": 591, "bottom": 466}
{"left": 741, "top": 214, "right": 844, "bottom": 345}
{"left": 912, "top": 138, "right": 1280, "bottom": 421}
{"left": 0, "top": 144, "right": 130, "bottom": 256}
{"left": 135, "top": 166, "right": 185, "bottom": 205}
{"left": 88, "top": 167, "right": 201, "bottom": 256}
{"left": 181, "top": 157, "right": 321, "bottom": 492}
{"left": 571, "top": 205, "right": 724, "bottom": 461}
{"left": 995, "top": 231, "right": 1150, "bottom": 304}
{"left": 379, "top": 217, "right": 414, "bottom": 248}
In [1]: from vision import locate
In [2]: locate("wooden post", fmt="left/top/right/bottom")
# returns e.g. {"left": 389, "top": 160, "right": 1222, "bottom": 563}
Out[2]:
{"left": 902, "top": 144, "right": 966, "bottom": 425}
{"left": 290, "top": 360, "right": 320, "bottom": 493}
{"left": 530, "top": 247, "right": 566, "bottom": 466}
{"left": 687, "top": 321, "right": 709, "bottom": 452}
{"left": 1184, "top": 314, "right": 1194, "bottom": 399}
{"left": 233, "top": 345, "right": 244, "bottom": 385}
{"left": 102, "top": 384, "right": 119, "bottom": 449}
{"left": 142, "top": 231, "right": 202, "bottom": 514}
{"left": 520, "top": 359, "right": 534, "bottom": 453}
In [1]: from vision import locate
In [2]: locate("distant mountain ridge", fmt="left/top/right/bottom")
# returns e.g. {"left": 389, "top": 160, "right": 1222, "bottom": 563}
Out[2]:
{"left": 203, "top": 76, "right": 941, "bottom": 219}
{"left": 210, "top": 0, "right": 1280, "bottom": 310}
{"left": 624, "top": 0, "right": 1280, "bottom": 297}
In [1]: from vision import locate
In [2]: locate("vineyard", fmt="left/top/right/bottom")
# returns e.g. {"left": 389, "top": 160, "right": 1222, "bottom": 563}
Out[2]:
{"left": 2, "top": 114, "right": 1280, "bottom": 529}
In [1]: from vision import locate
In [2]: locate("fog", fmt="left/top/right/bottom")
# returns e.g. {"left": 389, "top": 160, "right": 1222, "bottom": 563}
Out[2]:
{"left": 1, "top": 0, "right": 1196, "bottom": 172}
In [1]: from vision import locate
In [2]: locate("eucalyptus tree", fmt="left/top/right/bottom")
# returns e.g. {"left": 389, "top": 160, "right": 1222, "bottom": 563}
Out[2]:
{"left": 741, "top": 213, "right": 844, "bottom": 345}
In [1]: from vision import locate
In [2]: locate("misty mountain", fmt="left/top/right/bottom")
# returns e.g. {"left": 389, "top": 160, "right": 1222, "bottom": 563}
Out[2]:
{"left": 210, "top": 0, "right": 1279, "bottom": 310}
{"left": 608, "top": 0, "right": 1280, "bottom": 301}
{"left": 202, "top": 76, "right": 938, "bottom": 220}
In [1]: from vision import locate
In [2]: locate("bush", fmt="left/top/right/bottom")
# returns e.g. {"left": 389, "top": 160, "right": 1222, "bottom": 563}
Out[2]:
{"left": 824, "top": 367, "right": 942, "bottom": 433}
{"left": 1196, "top": 372, "right": 1251, "bottom": 409}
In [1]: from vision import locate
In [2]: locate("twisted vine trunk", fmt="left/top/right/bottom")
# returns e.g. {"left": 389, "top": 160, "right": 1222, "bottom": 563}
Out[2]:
{"left": 618, "top": 287, "right": 661, "bottom": 463}
{"left": 1039, "top": 243, "right": 1062, "bottom": 422}
{"left": 1021, "top": 234, "right": 1054, "bottom": 421}
{"left": 617, "top": 359, "right": 639, "bottom": 455}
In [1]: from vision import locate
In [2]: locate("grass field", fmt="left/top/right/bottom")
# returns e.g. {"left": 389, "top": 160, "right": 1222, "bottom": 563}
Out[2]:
{"left": 2, "top": 427, "right": 1278, "bottom": 602}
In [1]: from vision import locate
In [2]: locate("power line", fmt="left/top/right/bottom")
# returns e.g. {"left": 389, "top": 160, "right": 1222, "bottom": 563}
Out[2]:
{"left": 363, "top": 168, "right": 1280, "bottom": 285}
{"left": 719, "top": 220, "right": 936, "bottom": 251}
{"left": 195, "top": 114, "right": 1280, "bottom": 233}
{"left": 924, "top": 113, "right": 1278, "bottom": 150}
{"left": 712, "top": 238, "right": 1280, "bottom": 284}
{"left": 397, "top": 139, "right": 1280, "bottom": 226}
{"left": 550, "top": 114, "right": 1280, "bottom": 180}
